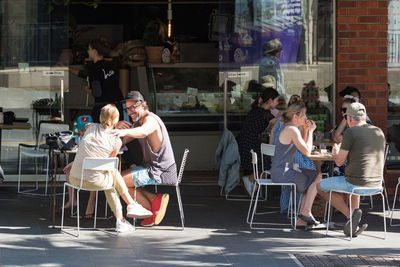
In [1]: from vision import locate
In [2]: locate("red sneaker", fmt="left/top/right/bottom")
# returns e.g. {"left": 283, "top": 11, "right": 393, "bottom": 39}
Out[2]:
{"left": 151, "top": 193, "right": 169, "bottom": 225}
{"left": 140, "top": 208, "right": 155, "bottom": 227}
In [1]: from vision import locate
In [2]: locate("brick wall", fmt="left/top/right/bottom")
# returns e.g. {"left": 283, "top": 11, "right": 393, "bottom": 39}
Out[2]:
{"left": 336, "top": 0, "right": 388, "bottom": 131}
{"left": 335, "top": 1, "right": 398, "bottom": 195}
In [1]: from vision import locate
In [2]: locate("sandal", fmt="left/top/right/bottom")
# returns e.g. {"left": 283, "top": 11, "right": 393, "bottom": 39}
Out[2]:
{"left": 298, "top": 214, "right": 320, "bottom": 225}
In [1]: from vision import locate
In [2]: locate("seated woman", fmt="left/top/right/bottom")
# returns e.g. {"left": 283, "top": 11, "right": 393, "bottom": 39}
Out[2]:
{"left": 270, "top": 95, "right": 316, "bottom": 214}
{"left": 236, "top": 86, "right": 280, "bottom": 195}
{"left": 64, "top": 104, "right": 152, "bottom": 232}
{"left": 271, "top": 101, "right": 322, "bottom": 227}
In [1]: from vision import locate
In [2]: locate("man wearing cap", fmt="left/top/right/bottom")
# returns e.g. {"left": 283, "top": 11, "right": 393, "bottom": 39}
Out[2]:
{"left": 317, "top": 102, "right": 386, "bottom": 237}
{"left": 258, "top": 38, "right": 286, "bottom": 99}
{"left": 111, "top": 91, "right": 177, "bottom": 227}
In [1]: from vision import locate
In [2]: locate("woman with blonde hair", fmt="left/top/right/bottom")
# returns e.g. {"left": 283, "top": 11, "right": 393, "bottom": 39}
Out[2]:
{"left": 64, "top": 104, "right": 152, "bottom": 232}
{"left": 271, "top": 101, "right": 322, "bottom": 227}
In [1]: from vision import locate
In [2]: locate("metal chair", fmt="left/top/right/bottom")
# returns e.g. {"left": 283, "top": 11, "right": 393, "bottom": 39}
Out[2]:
{"left": 390, "top": 177, "right": 400, "bottom": 226}
{"left": 61, "top": 157, "right": 119, "bottom": 237}
{"left": 18, "top": 122, "right": 69, "bottom": 195}
{"left": 134, "top": 148, "right": 189, "bottom": 230}
{"left": 247, "top": 146, "right": 297, "bottom": 230}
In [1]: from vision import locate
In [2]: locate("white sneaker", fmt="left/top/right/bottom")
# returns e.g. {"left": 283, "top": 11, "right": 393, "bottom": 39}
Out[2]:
{"left": 115, "top": 219, "right": 135, "bottom": 233}
{"left": 127, "top": 202, "right": 153, "bottom": 219}
{"left": 242, "top": 176, "right": 255, "bottom": 196}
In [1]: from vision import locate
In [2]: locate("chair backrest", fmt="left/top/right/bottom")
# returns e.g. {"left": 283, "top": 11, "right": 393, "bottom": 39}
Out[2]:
{"left": 37, "top": 122, "right": 69, "bottom": 148}
{"left": 177, "top": 148, "right": 189, "bottom": 185}
{"left": 250, "top": 149, "right": 259, "bottom": 181}
{"left": 80, "top": 157, "right": 119, "bottom": 188}
{"left": 260, "top": 143, "right": 275, "bottom": 173}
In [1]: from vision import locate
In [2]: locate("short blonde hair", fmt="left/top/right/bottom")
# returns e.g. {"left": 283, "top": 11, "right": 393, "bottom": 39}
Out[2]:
{"left": 100, "top": 104, "right": 119, "bottom": 128}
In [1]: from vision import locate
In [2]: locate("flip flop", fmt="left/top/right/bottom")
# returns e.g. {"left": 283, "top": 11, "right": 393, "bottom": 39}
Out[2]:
{"left": 298, "top": 214, "right": 320, "bottom": 225}
{"left": 353, "top": 223, "right": 368, "bottom": 237}
{"left": 343, "top": 208, "right": 362, "bottom": 236}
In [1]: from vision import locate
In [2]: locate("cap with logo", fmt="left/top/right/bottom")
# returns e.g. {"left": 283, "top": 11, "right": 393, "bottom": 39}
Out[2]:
{"left": 122, "top": 91, "right": 145, "bottom": 102}
{"left": 76, "top": 115, "right": 93, "bottom": 130}
{"left": 345, "top": 102, "right": 366, "bottom": 116}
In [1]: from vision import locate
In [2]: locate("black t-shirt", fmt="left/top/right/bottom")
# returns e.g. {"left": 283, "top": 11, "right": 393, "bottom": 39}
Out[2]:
{"left": 88, "top": 60, "right": 123, "bottom": 104}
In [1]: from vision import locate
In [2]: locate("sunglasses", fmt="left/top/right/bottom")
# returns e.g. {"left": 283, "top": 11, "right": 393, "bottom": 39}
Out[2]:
{"left": 341, "top": 108, "right": 347, "bottom": 113}
{"left": 124, "top": 102, "right": 142, "bottom": 112}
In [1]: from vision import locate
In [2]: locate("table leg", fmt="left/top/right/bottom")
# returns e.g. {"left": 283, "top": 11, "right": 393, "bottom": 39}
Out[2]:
{"left": 52, "top": 152, "right": 58, "bottom": 226}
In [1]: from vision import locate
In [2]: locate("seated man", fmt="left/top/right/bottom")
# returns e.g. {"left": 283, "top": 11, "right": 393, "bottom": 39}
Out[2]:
{"left": 111, "top": 91, "right": 177, "bottom": 227}
{"left": 317, "top": 102, "right": 386, "bottom": 237}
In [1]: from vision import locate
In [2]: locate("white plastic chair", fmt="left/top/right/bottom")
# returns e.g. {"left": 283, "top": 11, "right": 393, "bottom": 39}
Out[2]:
{"left": 18, "top": 122, "right": 69, "bottom": 195}
{"left": 390, "top": 177, "right": 400, "bottom": 226}
{"left": 61, "top": 157, "right": 119, "bottom": 237}
{"left": 134, "top": 148, "right": 189, "bottom": 230}
{"left": 247, "top": 146, "right": 297, "bottom": 230}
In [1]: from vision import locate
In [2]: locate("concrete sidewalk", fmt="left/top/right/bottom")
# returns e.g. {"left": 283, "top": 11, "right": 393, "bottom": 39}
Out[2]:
{"left": 0, "top": 173, "right": 400, "bottom": 267}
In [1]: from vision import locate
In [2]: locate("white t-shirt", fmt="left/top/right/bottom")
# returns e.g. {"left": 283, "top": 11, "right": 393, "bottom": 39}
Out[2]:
{"left": 70, "top": 123, "right": 122, "bottom": 182}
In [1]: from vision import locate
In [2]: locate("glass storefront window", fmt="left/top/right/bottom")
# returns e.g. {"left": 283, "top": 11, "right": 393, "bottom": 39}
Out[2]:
{"left": 388, "top": 0, "right": 400, "bottom": 169}
{"left": 0, "top": 0, "right": 68, "bottom": 177}
{"left": 219, "top": 0, "right": 334, "bottom": 131}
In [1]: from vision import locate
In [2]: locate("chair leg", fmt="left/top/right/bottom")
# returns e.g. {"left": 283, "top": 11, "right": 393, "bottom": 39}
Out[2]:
{"left": 326, "top": 191, "right": 333, "bottom": 236}
{"left": 246, "top": 183, "right": 258, "bottom": 224}
{"left": 390, "top": 181, "right": 400, "bottom": 226}
{"left": 176, "top": 185, "right": 185, "bottom": 230}
{"left": 381, "top": 192, "right": 386, "bottom": 239}
{"left": 249, "top": 183, "right": 262, "bottom": 229}
{"left": 94, "top": 191, "right": 98, "bottom": 229}
{"left": 77, "top": 189, "right": 80, "bottom": 237}
{"left": 61, "top": 183, "right": 67, "bottom": 230}
{"left": 349, "top": 194, "right": 353, "bottom": 240}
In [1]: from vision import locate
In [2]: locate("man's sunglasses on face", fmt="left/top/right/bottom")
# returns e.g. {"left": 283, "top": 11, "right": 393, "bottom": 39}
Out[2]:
{"left": 124, "top": 102, "right": 142, "bottom": 112}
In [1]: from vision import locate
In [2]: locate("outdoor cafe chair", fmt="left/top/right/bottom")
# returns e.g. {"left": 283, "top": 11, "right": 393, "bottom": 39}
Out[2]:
{"left": 390, "top": 176, "right": 400, "bottom": 226}
{"left": 61, "top": 157, "right": 119, "bottom": 237}
{"left": 18, "top": 122, "right": 69, "bottom": 196}
{"left": 133, "top": 148, "right": 189, "bottom": 230}
{"left": 247, "top": 145, "right": 297, "bottom": 230}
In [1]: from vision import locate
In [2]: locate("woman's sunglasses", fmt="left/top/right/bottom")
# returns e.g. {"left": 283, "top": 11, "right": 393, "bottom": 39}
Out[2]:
{"left": 341, "top": 108, "right": 347, "bottom": 113}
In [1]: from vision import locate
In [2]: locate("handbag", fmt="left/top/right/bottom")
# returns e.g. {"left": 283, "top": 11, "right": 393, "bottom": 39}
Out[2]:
{"left": 46, "top": 130, "right": 76, "bottom": 150}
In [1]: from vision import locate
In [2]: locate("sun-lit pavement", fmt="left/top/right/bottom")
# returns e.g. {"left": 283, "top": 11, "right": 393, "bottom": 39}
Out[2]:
{"left": 1, "top": 172, "right": 400, "bottom": 267}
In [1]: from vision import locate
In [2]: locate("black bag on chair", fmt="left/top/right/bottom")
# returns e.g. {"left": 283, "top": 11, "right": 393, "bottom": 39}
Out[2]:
{"left": 46, "top": 130, "right": 76, "bottom": 150}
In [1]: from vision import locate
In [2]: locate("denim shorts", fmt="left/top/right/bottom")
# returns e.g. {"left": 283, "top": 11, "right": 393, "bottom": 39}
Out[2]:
{"left": 320, "top": 176, "right": 381, "bottom": 195}
{"left": 131, "top": 166, "right": 160, "bottom": 188}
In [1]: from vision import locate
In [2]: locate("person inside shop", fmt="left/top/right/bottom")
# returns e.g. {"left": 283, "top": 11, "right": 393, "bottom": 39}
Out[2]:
{"left": 111, "top": 91, "right": 177, "bottom": 227}
{"left": 63, "top": 104, "right": 152, "bottom": 233}
{"left": 270, "top": 101, "right": 322, "bottom": 228}
{"left": 269, "top": 95, "right": 316, "bottom": 214}
{"left": 317, "top": 102, "right": 386, "bottom": 237}
{"left": 258, "top": 38, "right": 287, "bottom": 100}
{"left": 69, "top": 38, "right": 124, "bottom": 122}
{"left": 236, "top": 86, "right": 280, "bottom": 196}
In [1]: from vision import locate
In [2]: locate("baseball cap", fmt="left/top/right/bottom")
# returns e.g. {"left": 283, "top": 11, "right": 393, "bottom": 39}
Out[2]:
{"left": 263, "top": 38, "right": 283, "bottom": 54}
{"left": 345, "top": 102, "right": 366, "bottom": 116}
{"left": 76, "top": 115, "right": 93, "bottom": 130}
{"left": 122, "top": 91, "right": 145, "bottom": 103}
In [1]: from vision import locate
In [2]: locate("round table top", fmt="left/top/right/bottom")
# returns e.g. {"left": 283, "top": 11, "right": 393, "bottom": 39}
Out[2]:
{"left": 308, "top": 152, "right": 335, "bottom": 161}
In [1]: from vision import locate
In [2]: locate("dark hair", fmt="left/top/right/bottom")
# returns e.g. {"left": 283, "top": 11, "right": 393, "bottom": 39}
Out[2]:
{"left": 247, "top": 80, "right": 263, "bottom": 92}
{"left": 88, "top": 38, "right": 110, "bottom": 56}
{"left": 288, "top": 94, "right": 301, "bottom": 105}
{"left": 339, "top": 86, "right": 361, "bottom": 98}
{"left": 282, "top": 101, "right": 306, "bottom": 123}
{"left": 251, "top": 87, "right": 279, "bottom": 110}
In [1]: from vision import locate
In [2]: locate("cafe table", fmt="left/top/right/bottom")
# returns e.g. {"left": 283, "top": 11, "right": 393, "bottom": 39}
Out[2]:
{"left": 50, "top": 149, "right": 123, "bottom": 226}
{"left": 0, "top": 122, "right": 31, "bottom": 162}
{"left": 308, "top": 151, "right": 336, "bottom": 177}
